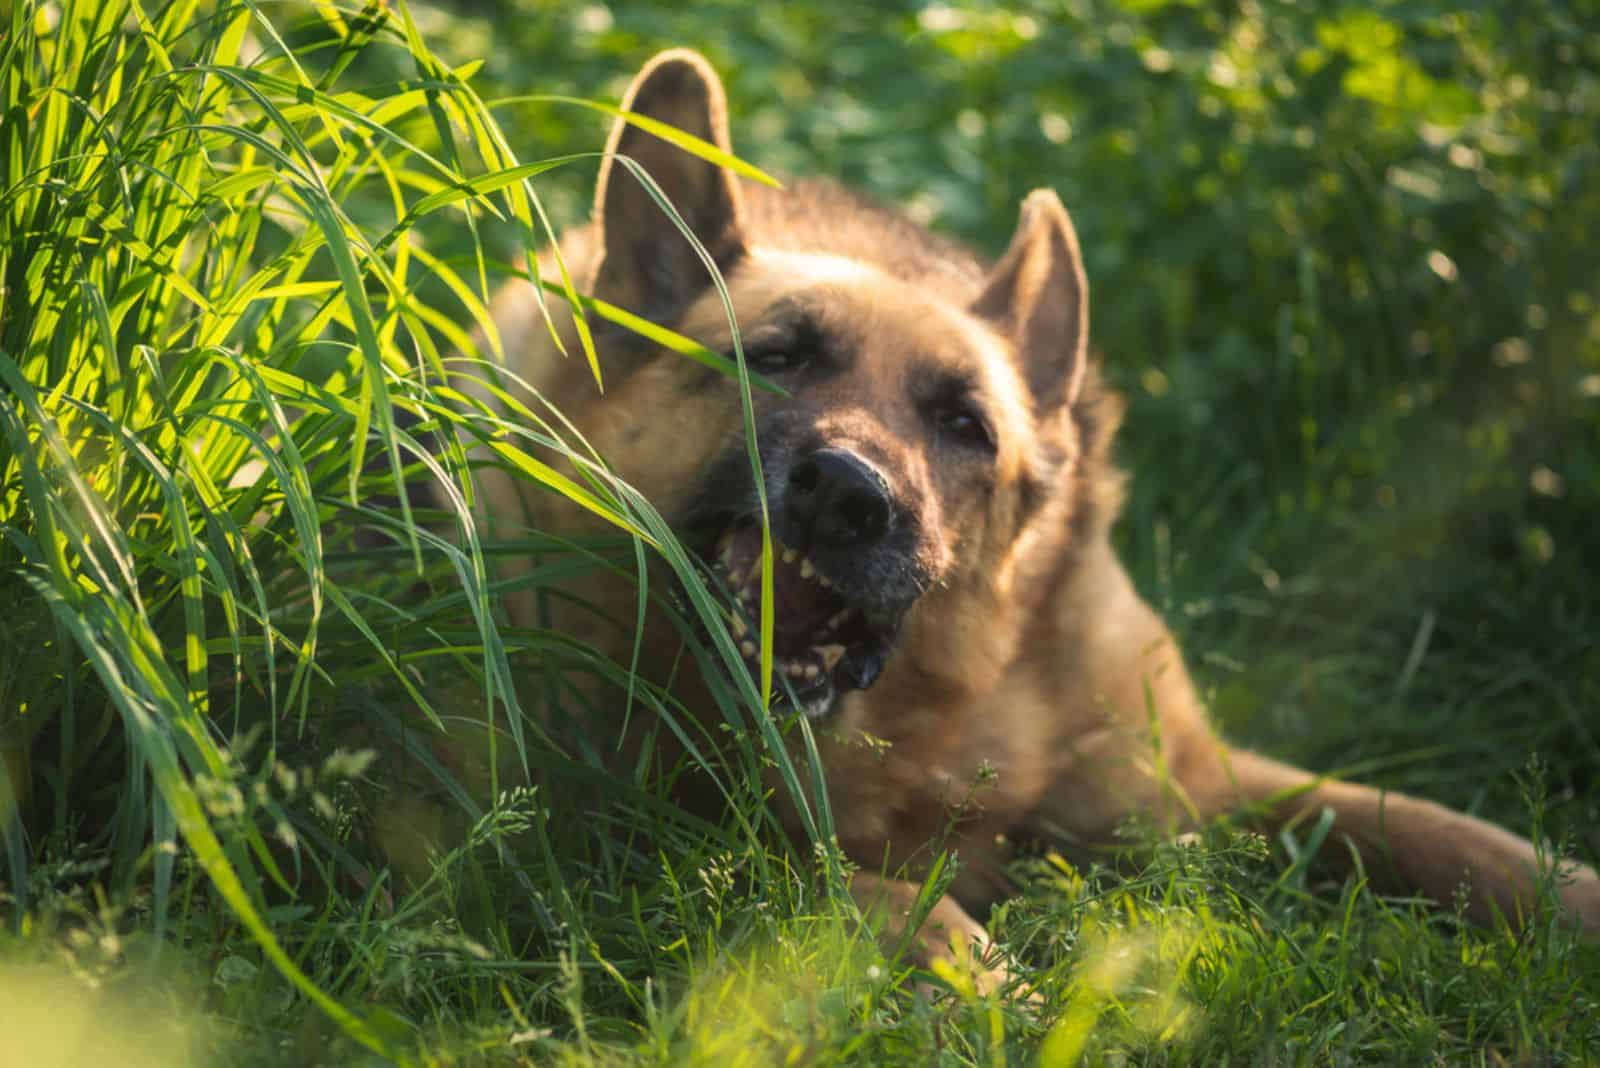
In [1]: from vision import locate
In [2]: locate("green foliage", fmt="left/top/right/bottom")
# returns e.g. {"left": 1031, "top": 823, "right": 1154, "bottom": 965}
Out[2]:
{"left": 2, "top": 0, "right": 1598, "bottom": 1065}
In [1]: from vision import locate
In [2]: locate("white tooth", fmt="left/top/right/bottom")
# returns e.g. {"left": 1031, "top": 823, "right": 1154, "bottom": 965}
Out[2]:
{"left": 786, "top": 662, "right": 806, "bottom": 678}
{"left": 818, "top": 644, "right": 845, "bottom": 670}
{"left": 800, "top": 559, "right": 816, "bottom": 580}
{"left": 827, "top": 610, "right": 851, "bottom": 629}
{"left": 804, "top": 664, "right": 820, "bottom": 680}
{"left": 731, "top": 615, "right": 748, "bottom": 638}
{"left": 818, "top": 574, "right": 834, "bottom": 589}
{"left": 740, "top": 639, "right": 757, "bottom": 657}
{"left": 782, "top": 548, "right": 799, "bottom": 564}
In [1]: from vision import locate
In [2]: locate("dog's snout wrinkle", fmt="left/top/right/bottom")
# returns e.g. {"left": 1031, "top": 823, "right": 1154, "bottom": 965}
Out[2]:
{"left": 786, "top": 447, "right": 893, "bottom": 549}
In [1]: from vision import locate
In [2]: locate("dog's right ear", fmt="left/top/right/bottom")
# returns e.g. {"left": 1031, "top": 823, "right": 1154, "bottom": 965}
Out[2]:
{"left": 590, "top": 50, "right": 747, "bottom": 322}
{"left": 971, "top": 189, "right": 1089, "bottom": 416}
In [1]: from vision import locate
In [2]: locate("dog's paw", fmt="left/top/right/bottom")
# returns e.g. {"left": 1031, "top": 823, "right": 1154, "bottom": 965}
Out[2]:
{"left": 1556, "top": 860, "right": 1600, "bottom": 939}
{"left": 921, "top": 925, "right": 1036, "bottom": 1003}
{"left": 852, "top": 874, "right": 1038, "bottom": 1002}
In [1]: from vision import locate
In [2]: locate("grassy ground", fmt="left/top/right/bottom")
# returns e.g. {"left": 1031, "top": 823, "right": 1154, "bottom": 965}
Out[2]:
{"left": 2, "top": 1, "right": 1598, "bottom": 1064}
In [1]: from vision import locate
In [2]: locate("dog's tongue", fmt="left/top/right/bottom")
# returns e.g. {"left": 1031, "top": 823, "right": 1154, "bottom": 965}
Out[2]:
{"left": 771, "top": 558, "right": 838, "bottom": 639}
{"left": 719, "top": 527, "right": 842, "bottom": 643}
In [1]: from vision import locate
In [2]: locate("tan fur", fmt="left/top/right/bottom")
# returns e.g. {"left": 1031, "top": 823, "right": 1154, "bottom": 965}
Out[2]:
{"left": 466, "top": 50, "right": 1600, "bottom": 987}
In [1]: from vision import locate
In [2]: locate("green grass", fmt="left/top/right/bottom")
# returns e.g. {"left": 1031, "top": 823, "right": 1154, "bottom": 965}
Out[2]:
{"left": 3, "top": 0, "right": 1598, "bottom": 1065}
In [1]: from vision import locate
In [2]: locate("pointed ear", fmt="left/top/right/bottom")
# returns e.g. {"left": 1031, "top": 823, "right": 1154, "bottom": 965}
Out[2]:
{"left": 590, "top": 50, "right": 747, "bottom": 320}
{"left": 971, "top": 189, "right": 1089, "bottom": 413}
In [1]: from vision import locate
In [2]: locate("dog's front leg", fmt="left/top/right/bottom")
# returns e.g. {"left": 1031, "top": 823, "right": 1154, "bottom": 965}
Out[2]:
{"left": 1174, "top": 741, "right": 1600, "bottom": 936}
{"left": 1040, "top": 546, "right": 1600, "bottom": 935}
{"left": 848, "top": 872, "right": 1019, "bottom": 996}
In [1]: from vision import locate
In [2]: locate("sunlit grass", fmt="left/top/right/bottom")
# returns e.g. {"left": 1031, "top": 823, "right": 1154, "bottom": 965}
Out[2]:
{"left": 0, "top": 960, "right": 218, "bottom": 1068}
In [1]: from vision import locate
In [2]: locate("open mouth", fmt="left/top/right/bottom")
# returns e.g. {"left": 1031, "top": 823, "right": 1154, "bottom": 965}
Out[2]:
{"left": 702, "top": 521, "right": 901, "bottom": 717}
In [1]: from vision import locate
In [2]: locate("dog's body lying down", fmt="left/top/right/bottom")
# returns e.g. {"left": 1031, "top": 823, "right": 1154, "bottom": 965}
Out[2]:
{"left": 465, "top": 49, "right": 1600, "bottom": 983}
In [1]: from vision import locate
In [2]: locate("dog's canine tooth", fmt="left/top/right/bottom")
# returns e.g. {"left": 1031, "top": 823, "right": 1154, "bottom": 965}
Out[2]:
{"left": 731, "top": 615, "right": 748, "bottom": 638}
{"left": 739, "top": 639, "right": 757, "bottom": 657}
{"left": 800, "top": 559, "right": 816, "bottom": 580}
{"left": 782, "top": 547, "right": 799, "bottom": 564}
{"left": 818, "top": 644, "right": 846, "bottom": 671}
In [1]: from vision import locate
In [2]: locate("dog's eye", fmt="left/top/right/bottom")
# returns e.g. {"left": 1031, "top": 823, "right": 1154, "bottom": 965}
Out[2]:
{"left": 746, "top": 347, "right": 807, "bottom": 373}
{"left": 934, "top": 403, "right": 994, "bottom": 450}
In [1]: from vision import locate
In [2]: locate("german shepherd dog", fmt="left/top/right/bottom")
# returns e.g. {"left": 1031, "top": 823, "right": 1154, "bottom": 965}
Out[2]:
{"left": 468, "top": 50, "right": 1600, "bottom": 986}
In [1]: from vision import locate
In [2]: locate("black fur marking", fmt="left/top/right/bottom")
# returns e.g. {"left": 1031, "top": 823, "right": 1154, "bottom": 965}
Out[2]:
{"left": 677, "top": 413, "right": 933, "bottom": 618}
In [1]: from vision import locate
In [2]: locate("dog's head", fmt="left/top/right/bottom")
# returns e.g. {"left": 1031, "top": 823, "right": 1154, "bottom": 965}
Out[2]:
{"left": 577, "top": 51, "right": 1094, "bottom": 717}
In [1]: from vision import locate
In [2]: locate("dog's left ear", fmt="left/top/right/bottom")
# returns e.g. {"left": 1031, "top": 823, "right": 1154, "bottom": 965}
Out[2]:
{"left": 971, "top": 189, "right": 1089, "bottom": 414}
{"left": 590, "top": 50, "right": 747, "bottom": 320}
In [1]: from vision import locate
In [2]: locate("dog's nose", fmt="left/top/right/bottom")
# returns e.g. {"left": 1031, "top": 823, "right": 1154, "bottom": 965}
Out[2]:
{"left": 786, "top": 448, "right": 892, "bottom": 548}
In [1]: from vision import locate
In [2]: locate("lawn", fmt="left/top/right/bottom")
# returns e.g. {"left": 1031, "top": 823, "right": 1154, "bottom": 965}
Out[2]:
{"left": 2, "top": 0, "right": 1598, "bottom": 1064}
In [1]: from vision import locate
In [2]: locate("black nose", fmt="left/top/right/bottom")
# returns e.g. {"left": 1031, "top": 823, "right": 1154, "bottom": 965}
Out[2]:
{"left": 786, "top": 448, "right": 892, "bottom": 549}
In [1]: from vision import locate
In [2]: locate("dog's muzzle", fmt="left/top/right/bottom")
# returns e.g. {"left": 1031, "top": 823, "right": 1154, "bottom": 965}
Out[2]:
{"left": 682, "top": 444, "right": 922, "bottom": 719}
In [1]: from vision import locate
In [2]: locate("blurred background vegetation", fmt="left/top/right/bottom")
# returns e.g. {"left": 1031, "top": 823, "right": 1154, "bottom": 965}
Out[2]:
{"left": 4, "top": 0, "right": 1598, "bottom": 1063}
